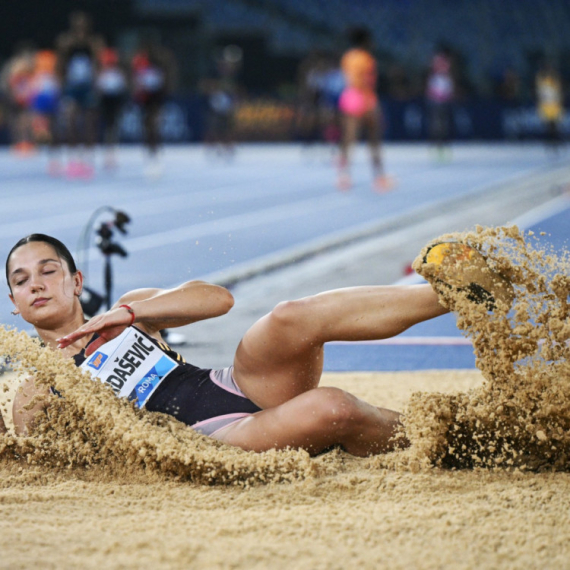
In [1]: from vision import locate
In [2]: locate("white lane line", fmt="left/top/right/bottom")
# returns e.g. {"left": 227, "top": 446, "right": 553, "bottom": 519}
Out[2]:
{"left": 506, "top": 193, "right": 570, "bottom": 230}
{"left": 329, "top": 337, "right": 472, "bottom": 346}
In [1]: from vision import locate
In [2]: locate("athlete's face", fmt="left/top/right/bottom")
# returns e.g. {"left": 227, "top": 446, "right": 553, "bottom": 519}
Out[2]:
{"left": 7, "top": 242, "right": 83, "bottom": 329}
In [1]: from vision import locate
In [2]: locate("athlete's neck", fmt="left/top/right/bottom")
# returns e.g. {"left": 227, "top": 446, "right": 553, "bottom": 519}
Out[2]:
{"left": 36, "top": 314, "right": 89, "bottom": 354}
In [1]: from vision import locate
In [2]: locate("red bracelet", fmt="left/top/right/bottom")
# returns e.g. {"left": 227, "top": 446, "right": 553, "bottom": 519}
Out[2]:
{"left": 119, "top": 304, "right": 135, "bottom": 326}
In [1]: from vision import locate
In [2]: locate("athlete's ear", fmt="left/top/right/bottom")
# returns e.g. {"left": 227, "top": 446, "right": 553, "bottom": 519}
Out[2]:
{"left": 9, "top": 294, "right": 20, "bottom": 315}
{"left": 74, "top": 271, "right": 84, "bottom": 297}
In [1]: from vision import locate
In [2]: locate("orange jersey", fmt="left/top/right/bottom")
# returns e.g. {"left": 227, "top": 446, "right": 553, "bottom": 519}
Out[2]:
{"left": 341, "top": 48, "right": 376, "bottom": 92}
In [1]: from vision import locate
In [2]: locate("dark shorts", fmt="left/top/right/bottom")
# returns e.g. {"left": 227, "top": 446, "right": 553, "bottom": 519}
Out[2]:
{"left": 146, "top": 365, "right": 261, "bottom": 436}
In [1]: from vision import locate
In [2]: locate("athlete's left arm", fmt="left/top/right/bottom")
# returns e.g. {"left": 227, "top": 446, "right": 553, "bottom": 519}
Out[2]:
{"left": 117, "top": 280, "right": 234, "bottom": 332}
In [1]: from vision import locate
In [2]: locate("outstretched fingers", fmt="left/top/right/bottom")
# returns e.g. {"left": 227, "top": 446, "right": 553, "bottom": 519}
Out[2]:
{"left": 57, "top": 307, "right": 132, "bottom": 350}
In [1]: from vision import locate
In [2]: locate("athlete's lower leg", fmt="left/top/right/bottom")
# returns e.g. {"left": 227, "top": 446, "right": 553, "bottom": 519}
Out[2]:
{"left": 333, "top": 399, "right": 408, "bottom": 456}
{"left": 289, "top": 284, "right": 448, "bottom": 343}
{"left": 213, "top": 387, "right": 409, "bottom": 457}
{"left": 338, "top": 115, "right": 358, "bottom": 189}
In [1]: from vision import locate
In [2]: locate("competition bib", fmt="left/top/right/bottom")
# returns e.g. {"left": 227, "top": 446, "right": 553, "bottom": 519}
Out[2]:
{"left": 79, "top": 328, "right": 177, "bottom": 408}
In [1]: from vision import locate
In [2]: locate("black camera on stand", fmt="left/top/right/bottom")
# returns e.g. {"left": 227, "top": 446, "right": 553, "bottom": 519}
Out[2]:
{"left": 96, "top": 214, "right": 130, "bottom": 311}
{"left": 77, "top": 207, "right": 131, "bottom": 317}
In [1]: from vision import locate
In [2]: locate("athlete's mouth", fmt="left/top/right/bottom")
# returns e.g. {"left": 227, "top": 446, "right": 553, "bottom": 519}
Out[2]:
{"left": 32, "top": 297, "right": 50, "bottom": 307}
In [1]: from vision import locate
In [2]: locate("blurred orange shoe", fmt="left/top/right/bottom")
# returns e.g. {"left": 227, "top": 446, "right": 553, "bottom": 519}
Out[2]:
{"left": 373, "top": 175, "right": 396, "bottom": 193}
{"left": 11, "top": 141, "right": 36, "bottom": 157}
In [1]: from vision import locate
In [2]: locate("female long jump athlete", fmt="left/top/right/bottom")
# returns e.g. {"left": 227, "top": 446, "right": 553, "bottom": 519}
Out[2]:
{"left": 2, "top": 234, "right": 512, "bottom": 456}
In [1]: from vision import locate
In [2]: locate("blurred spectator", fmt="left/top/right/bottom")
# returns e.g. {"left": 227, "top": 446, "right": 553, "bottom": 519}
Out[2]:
{"left": 0, "top": 41, "right": 36, "bottom": 155}
{"left": 131, "top": 35, "right": 178, "bottom": 178}
{"left": 56, "top": 11, "right": 105, "bottom": 178}
{"left": 96, "top": 47, "right": 128, "bottom": 169}
{"left": 337, "top": 27, "right": 392, "bottom": 192}
{"left": 535, "top": 61, "right": 564, "bottom": 153}
{"left": 425, "top": 47, "right": 454, "bottom": 159}
{"left": 201, "top": 44, "right": 244, "bottom": 159}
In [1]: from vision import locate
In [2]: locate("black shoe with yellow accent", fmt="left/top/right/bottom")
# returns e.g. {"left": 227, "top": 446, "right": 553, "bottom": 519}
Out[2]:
{"left": 419, "top": 242, "right": 514, "bottom": 311}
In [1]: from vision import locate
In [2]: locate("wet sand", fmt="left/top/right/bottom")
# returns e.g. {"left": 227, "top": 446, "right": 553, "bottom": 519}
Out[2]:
{"left": 1, "top": 369, "right": 569, "bottom": 570}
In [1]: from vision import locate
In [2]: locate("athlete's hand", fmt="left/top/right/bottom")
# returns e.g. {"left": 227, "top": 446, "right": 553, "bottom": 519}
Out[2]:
{"left": 57, "top": 306, "right": 134, "bottom": 356}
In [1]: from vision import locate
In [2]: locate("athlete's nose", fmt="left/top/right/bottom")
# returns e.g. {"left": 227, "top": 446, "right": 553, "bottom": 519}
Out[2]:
{"left": 29, "top": 274, "right": 45, "bottom": 293}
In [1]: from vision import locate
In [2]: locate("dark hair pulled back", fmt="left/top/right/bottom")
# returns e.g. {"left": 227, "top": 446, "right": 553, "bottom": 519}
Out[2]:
{"left": 5, "top": 234, "right": 78, "bottom": 291}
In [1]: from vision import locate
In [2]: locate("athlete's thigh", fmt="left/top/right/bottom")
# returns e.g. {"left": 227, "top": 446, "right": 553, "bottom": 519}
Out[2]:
{"left": 233, "top": 311, "right": 324, "bottom": 408}
{"left": 210, "top": 388, "right": 343, "bottom": 455}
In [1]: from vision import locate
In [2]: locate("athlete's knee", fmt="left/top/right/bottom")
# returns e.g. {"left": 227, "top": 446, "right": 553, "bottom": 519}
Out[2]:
{"left": 269, "top": 298, "right": 319, "bottom": 333}
{"left": 305, "top": 387, "right": 364, "bottom": 436}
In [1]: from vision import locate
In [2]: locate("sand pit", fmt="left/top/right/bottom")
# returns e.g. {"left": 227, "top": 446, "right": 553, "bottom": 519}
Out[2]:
{"left": 1, "top": 370, "right": 569, "bottom": 570}
{"left": 1, "top": 225, "right": 570, "bottom": 568}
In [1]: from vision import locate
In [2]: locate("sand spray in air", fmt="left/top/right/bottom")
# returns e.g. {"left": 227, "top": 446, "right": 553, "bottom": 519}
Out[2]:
{"left": 405, "top": 225, "right": 570, "bottom": 471}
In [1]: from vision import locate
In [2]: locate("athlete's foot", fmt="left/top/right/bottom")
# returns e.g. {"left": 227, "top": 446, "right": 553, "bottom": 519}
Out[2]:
{"left": 337, "top": 172, "right": 352, "bottom": 191}
{"left": 66, "top": 161, "right": 94, "bottom": 180}
{"left": 373, "top": 175, "right": 396, "bottom": 193}
{"left": 415, "top": 241, "right": 515, "bottom": 311}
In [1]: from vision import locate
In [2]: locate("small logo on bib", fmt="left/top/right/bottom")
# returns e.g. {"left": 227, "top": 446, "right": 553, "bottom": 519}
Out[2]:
{"left": 87, "top": 352, "right": 108, "bottom": 370}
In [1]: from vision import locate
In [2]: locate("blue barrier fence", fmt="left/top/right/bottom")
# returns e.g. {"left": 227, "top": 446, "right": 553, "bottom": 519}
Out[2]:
{"left": 1, "top": 96, "right": 568, "bottom": 144}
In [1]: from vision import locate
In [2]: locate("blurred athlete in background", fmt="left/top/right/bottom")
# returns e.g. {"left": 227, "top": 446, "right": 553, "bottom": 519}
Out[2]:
{"left": 131, "top": 36, "right": 178, "bottom": 179}
{"left": 337, "top": 28, "right": 392, "bottom": 192}
{"left": 29, "top": 50, "right": 61, "bottom": 174}
{"left": 536, "top": 61, "right": 564, "bottom": 155}
{"left": 96, "top": 47, "right": 128, "bottom": 170}
{"left": 1, "top": 41, "right": 36, "bottom": 156}
{"left": 201, "top": 45, "right": 243, "bottom": 160}
{"left": 425, "top": 48, "right": 454, "bottom": 160}
{"left": 56, "top": 11, "right": 104, "bottom": 179}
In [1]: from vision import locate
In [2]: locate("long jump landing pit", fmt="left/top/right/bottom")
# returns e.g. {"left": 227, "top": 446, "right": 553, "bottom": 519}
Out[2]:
{"left": 2, "top": 225, "right": 570, "bottom": 569}
{"left": 1, "top": 369, "right": 569, "bottom": 570}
